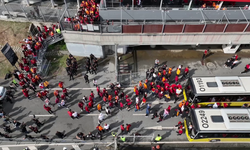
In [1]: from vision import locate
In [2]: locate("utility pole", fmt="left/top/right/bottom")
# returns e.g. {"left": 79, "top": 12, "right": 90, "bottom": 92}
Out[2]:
{"left": 114, "top": 44, "right": 118, "bottom": 82}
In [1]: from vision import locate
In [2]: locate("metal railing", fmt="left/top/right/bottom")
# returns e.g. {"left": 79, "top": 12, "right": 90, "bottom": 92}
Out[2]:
{"left": 0, "top": 3, "right": 67, "bottom": 22}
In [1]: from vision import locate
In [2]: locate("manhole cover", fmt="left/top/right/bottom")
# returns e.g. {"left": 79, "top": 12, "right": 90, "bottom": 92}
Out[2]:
{"left": 206, "top": 62, "right": 216, "bottom": 69}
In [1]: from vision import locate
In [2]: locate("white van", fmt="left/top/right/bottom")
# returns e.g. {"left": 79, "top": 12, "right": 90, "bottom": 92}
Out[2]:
{"left": 0, "top": 86, "right": 7, "bottom": 100}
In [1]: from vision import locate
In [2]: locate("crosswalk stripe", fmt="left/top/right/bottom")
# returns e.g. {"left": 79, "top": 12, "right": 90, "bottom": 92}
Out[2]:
{"left": 72, "top": 145, "right": 81, "bottom": 150}
{"left": 2, "top": 148, "right": 10, "bottom": 150}
{"left": 28, "top": 146, "right": 38, "bottom": 150}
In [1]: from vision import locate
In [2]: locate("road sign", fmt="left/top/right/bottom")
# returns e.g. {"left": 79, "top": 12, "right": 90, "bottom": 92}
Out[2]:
{"left": 1, "top": 43, "right": 18, "bottom": 66}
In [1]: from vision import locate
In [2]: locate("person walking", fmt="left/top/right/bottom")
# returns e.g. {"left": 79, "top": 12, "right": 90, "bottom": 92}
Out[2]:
{"left": 62, "top": 88, "right": 69, "bottom": 97}
{"left": 96, "top": 124, "right": 104, "bottom": 134}
{"left": 126, "top": 124, "right": 131, "bottom": 133}
{"left": 120, "top": 124, "right": 125, "bottom": 133}
{"left": 67, "top": 109, "right": 74, "bottom": 119}
{"left": 54, "top": 90, "right": 60, "bottom": 99}
{"left": 145, "top": 103, "right": 151, "bottom": 117}
{"left": 119, "top": 102, "right": 124, "bottom": 110}
{"left": 93, "top": 79, "right": 97, "bottom": 87}
{"left": 43, "top": 105, "right": 53, "bottom": 114}
{"left": 22, "top": 88, "right": 30, "bottom": 100}
{"left": 29, "top": 126, "right": 40, "bottom": 134}
{"left": 85, "top": 106, "right": 90, "bottom": 113}
{"left": 84, "top": 74, "right": 89, "bottom": 84}
{"left": 58, "top": 81, "right": 64, "bottom": 89}
{"left": 97, "top": 103, "right": 102, "bottom": 112}
{"left": 104, "top": 123, "right": 110, "bottom": 132}
{"left": 69, "top": 68, "right": 74, "bottom": 81}
{"left": 154, "top": 134, "right": 162, "bottom": 142}
{"left": 78, "top": 101, "right": 84, "bottom": 112}
{"left": 56, "top": 131, "right": 65, "bottom": 139}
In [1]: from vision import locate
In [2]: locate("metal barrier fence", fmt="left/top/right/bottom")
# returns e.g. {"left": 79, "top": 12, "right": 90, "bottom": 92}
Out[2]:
{"left": 118, "top": 72, "right": 146, "bottom": 86}
{"left": 0, "top": 3, "right": 69, "bottom": 22}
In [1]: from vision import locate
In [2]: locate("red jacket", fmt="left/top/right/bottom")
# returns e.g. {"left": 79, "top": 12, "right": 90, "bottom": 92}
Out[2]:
{"left": 126, "top": 124, "right": 131, "bottom": 131}
{"left": 85, "top": 106, "right": 90, "bottom": 112}
{"left": 120, "top": 125, "right": 125, "bottom": 131}
{"left": 44, "top": 105, "right": 51, "bottom": 111}
{"left": 67, "top": 111, "right": 73, "bottom": 117}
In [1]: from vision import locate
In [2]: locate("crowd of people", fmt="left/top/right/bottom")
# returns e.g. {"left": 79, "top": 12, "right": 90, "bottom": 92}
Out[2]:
{"left": 0, "top": 24, "right": 63, "bottom": 140}
{"left": 64, "top": 0, "right": 100, "bottom": 31}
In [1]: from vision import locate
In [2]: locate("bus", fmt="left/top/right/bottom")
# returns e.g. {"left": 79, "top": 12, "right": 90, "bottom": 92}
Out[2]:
{"left": 184, "top": 108, "right": 250, "bottom": 142}
{"left": 183, "top": 76, "right": 250, "bottom": 107}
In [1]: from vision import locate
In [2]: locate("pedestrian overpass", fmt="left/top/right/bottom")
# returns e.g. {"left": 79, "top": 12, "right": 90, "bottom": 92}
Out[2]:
{"left": 61, "top": 9, "right": 250, "bottom": 57}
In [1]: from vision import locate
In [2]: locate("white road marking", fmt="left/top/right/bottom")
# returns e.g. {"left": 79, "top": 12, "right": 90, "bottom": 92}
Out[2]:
{"left": 29, "top": 115, "right": 55, "bottom": 117}
{"left": 72, "top": 145, "right": 81, "bottom": 150}
{"left": 28, "top": 146, "right": 38, "bottom": 150}
{"left": 50, "top": 87, "right": 134, "bottom": 90}
{"left": 2, "top": 147, "right": 10, "bottom": 150}
{"left": 86, "top": 114, "right": 108, "bottom": 116}
{"left": 133, "top": 114, "right": 146, "bottom": 116}
{"left": 144, "top": 126, "right": 178, "bottom": 130}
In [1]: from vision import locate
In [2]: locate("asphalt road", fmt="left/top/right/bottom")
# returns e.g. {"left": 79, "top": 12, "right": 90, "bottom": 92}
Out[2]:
{"left": 0, "top": 50, "right": 249, "bottom": 150}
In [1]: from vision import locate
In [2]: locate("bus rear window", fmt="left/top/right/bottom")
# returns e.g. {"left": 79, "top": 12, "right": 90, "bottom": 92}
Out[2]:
{"left": 207, "top": 82, "right": 218, "bottom": 87}
{"left": 211, "top": 116, "right": 224, "bottom": 122}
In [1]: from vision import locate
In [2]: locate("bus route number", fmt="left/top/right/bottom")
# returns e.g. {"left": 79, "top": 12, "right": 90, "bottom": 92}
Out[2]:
{"left": 199, "top": 110, "right": 209, "bottom": 128}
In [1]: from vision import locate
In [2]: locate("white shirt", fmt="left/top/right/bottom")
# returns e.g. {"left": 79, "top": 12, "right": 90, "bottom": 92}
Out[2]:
{"left": 155, "top": 59, "right": 159, "bottom": 64}
{"left": 213, "top": 103, "right": 218, "bottom": 108}
{"left": 153, "top": 73, "right": 157, "bottom": 78}
{"left": 93, "top": 80, "right": 97, "bottom": 84}
{"left": 104, "top": 124, "right": 110, "bottom": 130}
{"left": 26, "top": 44, "right": 31, "bottom": 50}
{"left": 72, "top": 112, "right": 78, "bottom": 117}
{"left": 61, "top": 100, "right": 65, "bottom": 106}
{"left": 136, "top": 97, "right": 139, "bottom": 104}
{"left": 98, "top": 113, "right": 104, "bottom": 121}
{"left": 176, "top": 89, "right": 182, "bottom": 95}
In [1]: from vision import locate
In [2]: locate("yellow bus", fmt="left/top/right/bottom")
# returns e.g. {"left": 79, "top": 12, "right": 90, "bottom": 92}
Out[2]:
{"left": 185, "top": 108, "right": 250, "bottom": 142}
{"left": 183, "top": 76, "right": 250, "bottom": 107}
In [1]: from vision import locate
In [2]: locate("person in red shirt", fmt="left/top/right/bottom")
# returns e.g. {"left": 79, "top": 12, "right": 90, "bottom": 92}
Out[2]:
{"left": 89, "top": 96, "right": 93, "bottom": 103}
{"left": 62, "top": 88, "right": 69, "bottom": 97}
{"left": 19, "top": 63, "right": 24, "bottom": 70}
{"left": 22, "top": 57, "right": 28, "bottom": 65}
{"left": 96, "top": 86, "right": 100, "bottom": 95}
{"left": 27, "top": 72, "right": 33, "bottom": 79}
{"left": 31, "top": 78, "right": 38, "bottom": 85}
{"left": 42, "top": 90, "right": 49, "bottom": 98}
{"left": 67, "top": 109, "right": 74, "bottom": 119}
{"left": 78, "top": 101, "right": 84, "bottom": 111}
{"left": 44, "top": 105, "right": 53, "bottom": 114}
{"left": 127, "top": 101, "right": 132, "bottom": 111}
{"left": 85, "top": 106, "right": 90, "bottom": 113}
{"left": 241, "top": 64, "right": 250, "bottom": 74}
{"left": 58, "top": 81, "right": 64, "bottom": 89}
{"left": 88, "top": 101, "right": 93, "bottom": 108}
{"left": 90, "top": 91, "right": 94, "bottom": 99}
{"left": 37, "top": 91, "right": 43, "bottom": 100}
{"left": 37, "top": 26, "right": 42, "bottom": 32}
{"left": 19, "top": 81, "right": 25, "bottom": 87}
{"left": 120, "top": 124, "right": 125, "bottom": 133}
{"left": 30, "top": 58, "right": 37, "bottom": 67}
{"left": 135, "top": 89, "right": 139, "bottom": 96}
{"left": 44, "top": 26, "right": 49, "bottom": 33}
{"left": 120, "top": 102, "right": 124, "bottom": 110}
{"left": 109, "top": 101, "right": 113, "bottom": 108}
{"left": 18, "top": 73, "right": 24, "bottom": 80}
{"left": 126, "top": 124, "right": 131, "bottom": 133}
{"left": 61, "top": 94, "right": 66, "bottom": 100}
{"left": 22, "top": 88, "right": 30, "bottom": 99}
{"left": 103, "top": 88, "right": 106, "bottom": 94}
{"left": 114, "top": 90, "right": 118, "bottom": 96}
{"left": 24, "top": 65, "right": 30, "bottom": 72}
{"left": 42, "top": 32, "right": 46, "bottom": 40}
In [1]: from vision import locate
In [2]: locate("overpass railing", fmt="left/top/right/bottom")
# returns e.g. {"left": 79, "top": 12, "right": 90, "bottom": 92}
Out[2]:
{"left": 60, "top": 21, "right": 250, "bottom": 34}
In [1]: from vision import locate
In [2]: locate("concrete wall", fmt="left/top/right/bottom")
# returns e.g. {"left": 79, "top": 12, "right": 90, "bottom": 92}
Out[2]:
{"left": 63, "top": 31, "right": 250, "bottom": 46}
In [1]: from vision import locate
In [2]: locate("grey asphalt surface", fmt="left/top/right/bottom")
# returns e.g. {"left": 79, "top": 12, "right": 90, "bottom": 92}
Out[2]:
{"left": 0, "top": 49, "right": 249, "bottom": 149}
